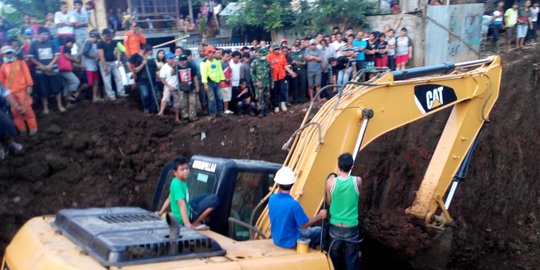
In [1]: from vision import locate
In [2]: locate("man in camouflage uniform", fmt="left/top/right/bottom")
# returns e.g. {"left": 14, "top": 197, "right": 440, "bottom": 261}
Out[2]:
{"left": 177, "top": 54, "right": 199, "bottom": 123}
{"left": 251, "top": 48, "right": 273, "bottom": 117}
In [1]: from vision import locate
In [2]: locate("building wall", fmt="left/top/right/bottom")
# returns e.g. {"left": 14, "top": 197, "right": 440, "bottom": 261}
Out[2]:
{"left": 364, "top": 13, "right": 425, "bottom": 67}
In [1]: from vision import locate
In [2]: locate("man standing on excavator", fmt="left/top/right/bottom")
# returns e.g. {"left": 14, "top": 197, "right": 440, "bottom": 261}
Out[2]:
{"left": 325, "top": 153, "right": 362, "bottom": 270}
{"left": 268, "top": 166, "right": 327, "bottom": 249}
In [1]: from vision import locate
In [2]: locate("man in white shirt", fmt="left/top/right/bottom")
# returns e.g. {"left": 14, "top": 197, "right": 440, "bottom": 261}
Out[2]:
{"left": 158, "top": 52, "right": 180, "bottom": 121}
{"left": 229, "top": 50, "right": 242, "bottom": 111}
{"left": 54, "top": 2, "right": 75, "bottom": 45}
{"left": 331, "top": 32, "right": 346, "bottom": 57}
{"left": 72, "top": 0, "right": 90, "bottom": 55}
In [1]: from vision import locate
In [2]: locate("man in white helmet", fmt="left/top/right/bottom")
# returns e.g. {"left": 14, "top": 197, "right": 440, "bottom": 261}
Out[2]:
{"left": 268, "top": 166, "right": 327, "bottom": 249}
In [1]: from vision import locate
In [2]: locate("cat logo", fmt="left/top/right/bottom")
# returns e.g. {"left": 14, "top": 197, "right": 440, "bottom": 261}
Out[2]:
{"left": 414, "top": 84, "right": 457, "bottom": 114}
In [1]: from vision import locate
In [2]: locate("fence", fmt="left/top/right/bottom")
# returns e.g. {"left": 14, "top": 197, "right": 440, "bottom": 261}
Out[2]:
{"left": 424, "top": 4, "right": 484, "bottom": 66}
{"left": 183, "top": 42, "right": 252, "bottom": 52}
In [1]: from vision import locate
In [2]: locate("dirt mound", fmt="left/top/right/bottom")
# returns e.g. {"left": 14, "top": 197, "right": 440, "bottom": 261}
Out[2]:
{"left": 0, "top": 100, "right": 304, "bottom": 252}
{"left": 1, "top": 48, "right": 539, "bottom": 269}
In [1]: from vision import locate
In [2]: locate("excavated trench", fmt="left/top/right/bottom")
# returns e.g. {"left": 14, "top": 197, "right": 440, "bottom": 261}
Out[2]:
{"left": 1, "top": 48, "right": 539, "bottom": 269}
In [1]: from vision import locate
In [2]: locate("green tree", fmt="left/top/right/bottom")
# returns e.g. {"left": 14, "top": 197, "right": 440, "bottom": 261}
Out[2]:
{"left": 2, "top": 0, "right": 60, "bottom": 19}
{"left": 226, "top": 0, "right": 294, "bottom": 41}
{"left": 312, "top": 0, "right": 376, "bottom": 32}
{"left": 227, "top": 0, "right": 376, "bottom": 39}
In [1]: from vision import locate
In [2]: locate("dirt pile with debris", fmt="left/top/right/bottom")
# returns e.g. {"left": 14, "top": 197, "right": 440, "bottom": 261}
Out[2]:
{"left": 1, "top": 49, "right": 539, "bottom": 269}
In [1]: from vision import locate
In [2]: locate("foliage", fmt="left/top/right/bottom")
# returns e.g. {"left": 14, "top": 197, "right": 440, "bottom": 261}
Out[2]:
{"left": 226, "top": 0, "right": 376, "bottom": 37}
{"left": 226, "top": 0, "right": 294, "bottom": 33}
{"left": 2, "top": 0, "right": 60, "bottom": 19}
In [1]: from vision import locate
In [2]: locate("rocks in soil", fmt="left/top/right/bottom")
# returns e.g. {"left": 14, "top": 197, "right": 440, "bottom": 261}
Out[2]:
{"left": 16, "top": 159, "right": 50, "bottom": 181}
{"left": 46, "top": 124, "right": 62, "bottom": 134}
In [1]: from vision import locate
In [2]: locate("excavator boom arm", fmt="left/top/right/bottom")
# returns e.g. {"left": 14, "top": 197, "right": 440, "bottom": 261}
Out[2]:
{"left": 257, "top": 56, "right": 502, "bottom": 234}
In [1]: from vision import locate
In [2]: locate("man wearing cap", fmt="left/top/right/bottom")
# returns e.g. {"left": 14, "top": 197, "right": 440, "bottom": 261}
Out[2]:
{"left": 176, "top": 54, "right": 199, "bottom": 123}
{"left": 250, "top": 48, "right": 272, "bottom": 117}
{"left": 158, "top": 52, "right": 178, "bottom": 119}
{"left": 98, "top": 28, "right": 126, "bottom": 101}
{"left": 268, "top": 166, "right": 327, "bottom": 249}
{"left": 304, "top": 39, "right": 323, "bottom": 102}
{"left": 200, "top": 46, "right": 225, "bottom": 119}
{"left": 267, "top": 44, "right": 296, "bottom": 113}
{"left": 128, "top": 44, "right": 158, "bottom": 113}
{"left": 0, "top": 45, "right": 36, "bottom": 135}
{"left": 28, "top": 27, "right": 66, "bottom": 114}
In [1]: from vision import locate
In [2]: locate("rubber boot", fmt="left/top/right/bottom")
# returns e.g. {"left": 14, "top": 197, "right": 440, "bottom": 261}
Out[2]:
{"left": 280, "top": 102, "right": 287, "bottom": 112}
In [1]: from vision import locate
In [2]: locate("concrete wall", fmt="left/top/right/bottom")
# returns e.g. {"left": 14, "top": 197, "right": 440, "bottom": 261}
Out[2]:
{"left": 364, "top": 13, "right": 425, "bottom": 67}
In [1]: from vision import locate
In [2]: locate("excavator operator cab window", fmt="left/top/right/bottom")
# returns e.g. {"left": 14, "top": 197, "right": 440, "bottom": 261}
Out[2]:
{"left": 186, "top": 170, "right": 217, "bottom": 200}
{"left": 230, "top": 171, "right": 275, "bottom": 240}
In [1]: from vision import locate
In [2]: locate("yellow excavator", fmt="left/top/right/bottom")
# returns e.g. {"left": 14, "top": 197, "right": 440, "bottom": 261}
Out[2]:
{"left": 2, "top": 56, "right": 502, "bottom": 270}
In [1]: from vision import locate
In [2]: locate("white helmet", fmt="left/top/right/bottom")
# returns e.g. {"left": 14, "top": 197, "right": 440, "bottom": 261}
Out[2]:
{"left": 274, "top": 166, "right": 296, "bottom": 185}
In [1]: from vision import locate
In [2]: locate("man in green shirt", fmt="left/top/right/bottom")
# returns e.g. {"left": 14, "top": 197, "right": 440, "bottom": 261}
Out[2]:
{"left": 200, "top": 46, "right": 225, "bottom": 118}
{"left": 158, "top": 156, "right": 218, "bottom": 229}
{"left": 504, "top": 2, "right": 519, "bottom": 51}
{"left": 325, "top": 153, "right": 362, "bottom": 270}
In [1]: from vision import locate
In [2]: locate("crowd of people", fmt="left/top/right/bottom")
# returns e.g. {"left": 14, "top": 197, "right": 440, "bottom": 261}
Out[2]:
{"left": 487, "top": 0, "right": 539, "bottom": 52}
{"left": 0, "top": 0, "right": 416, "bottom": 159}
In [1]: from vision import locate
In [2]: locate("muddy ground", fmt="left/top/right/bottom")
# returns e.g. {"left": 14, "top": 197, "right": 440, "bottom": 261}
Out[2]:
{"left": 1, "top": 48, "right": 539, "bottom": 269}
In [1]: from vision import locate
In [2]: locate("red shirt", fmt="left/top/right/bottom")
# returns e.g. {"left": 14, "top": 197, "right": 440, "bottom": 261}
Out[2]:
{"left": 267, "top": 52, "right": 289, "bottom": 81}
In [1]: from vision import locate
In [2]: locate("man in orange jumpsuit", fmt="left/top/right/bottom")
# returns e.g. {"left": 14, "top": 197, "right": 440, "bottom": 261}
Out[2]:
{"left": 267, "top": 44, "right": 296, "bottom": 113}
{"left": 0, "top": 45, "right": 37, "bottom": 135}
{"left": 124, "top": 22, "right": 147, "bottom": 57}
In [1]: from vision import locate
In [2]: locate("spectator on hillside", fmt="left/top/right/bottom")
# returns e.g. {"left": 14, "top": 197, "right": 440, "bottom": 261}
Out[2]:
{"left": 385, "top": 29, "right": 396, "bottom": 70}
{"left": 304, "top": 39, "right": 323, "bottom": 102}
{"left": 229, "top": 51, "right": 242, "bottom": 111}
{"left": 128, "top": 44, "right": 158, "bottom": 113}
{"left": 219, "top": 50, "right": 233, "bottom": 115}
{"left": 530, "top": 2, "right": 539, "bottom": 43}
{"left": 29, "top": 16, "right": 41, "bottom": 37}
{"left": 491, "top": 1, "right": 505, "bottom": 52}
{"left": 21, "top": 29, "right": 34, "bottom": 60}
{"left": 364, "top": 32, "right": 377, "bottom": 71}
{"left": 375, "top": 32, "right": 389, "bottom": 68}
{"left": 504, "top": 2, "right": 519, "bottom": 51}
{"left": 58, "top": 37, "right": 81, "bottom": 102}
{"left": 200, "top": 46, "right": 224, "bottom": 119}
{"left": 80, "top": 30, "right": 102, "bottom": 102}
{"left": 0, "top": 85, "right": 23, "bottom": 159}
{"left": 193, "top": 47, "right": 207, "bottom": 113}
{"left": 157, "top": 52, "right": 179, "bottom": 120}
{"left": 55, "top": 2, "right": 75, "bottom": 46}
{"left": 236, "top": 78, "right": 256, "bottom": 115}
{"left": 352, "top": 31, "right": 367, "bottom": 71}
{"left": 72, "top": 0, "right": 90, "bottom": 55}
{"left": 44, "top": 12, "right": 58, "bottom": 45}
{"left": 516, "top": 0, "right": 533, "bottom": 49}
{"left": 124, "top": 22, "right": 147, "bottom": 57}
{"left": 98, "top": 28, "right": 127, "bottom": 101}
{"left": 84, "top": 1, "right": 96, "bottom": 29}
{"left": 19, "top": 14, "right": 31, "bottom": 36}
{"left": 28, "top": 27, "right": 65, "bottom": 114}
{"left": 177, "top": 54, "right": 200, "bottom": 123}
{"left": 319, "top": 39, "right": 334, "bottom": 91}
{"left": 268, "top": 44, "right": 296, "bottom": 112}
{"left": 395, "top": 27, "right": 413, "bottom": 70}
{"left": 0, "top": 17, "right": 13, "bottom": 45}
{"left": 251, "top": 48, "right": 272, "bottom": 117}
{"left": 0, "top": 46, "right": 36, "bottom": 135}
{"left": 108, "top": 8, "right": 120, "bottom": 30}
{"left": 154, "top": 49, "right": 166, "bottom": 95}
{"left": 240, "top": 52, "right": 252, "bottom": 88}
{"left": 331, "top": 33, "right": 346, "bottom": 56}
{"left": 288, "top": 42, "right": 307, "bottom": 104}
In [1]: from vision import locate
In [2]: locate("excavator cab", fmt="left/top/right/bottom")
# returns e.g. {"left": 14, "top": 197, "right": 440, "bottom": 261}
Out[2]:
{"left": 151, "top": 155, "right": 281, "bottom": 240}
